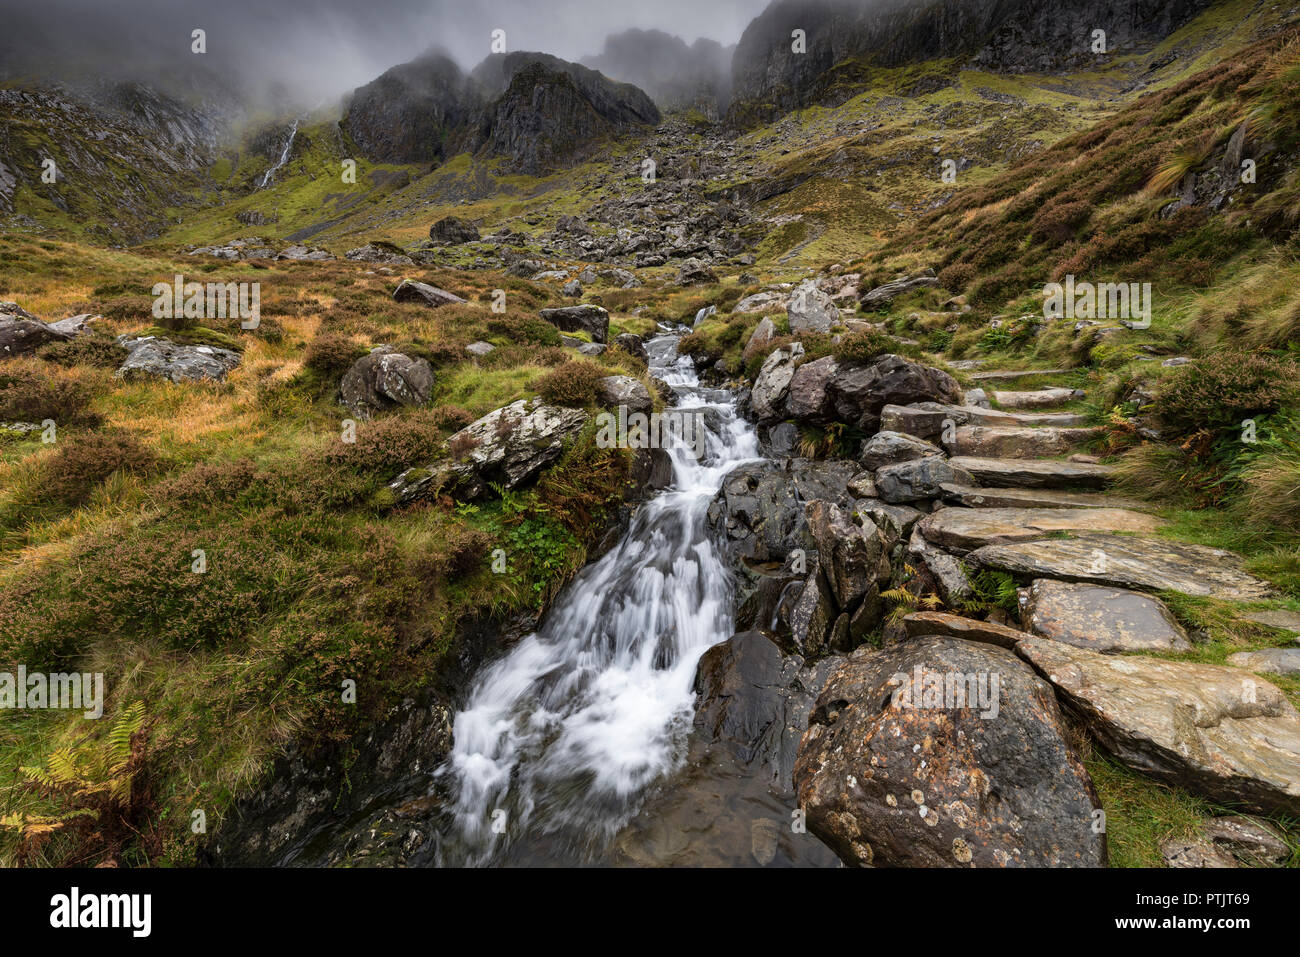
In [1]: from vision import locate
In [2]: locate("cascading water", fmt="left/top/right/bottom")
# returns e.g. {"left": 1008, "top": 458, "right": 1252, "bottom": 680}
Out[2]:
{"left": 437, "top": 327, "right": 762, "bottom": 865}
{"left": 258, "top": 118, "right": 299, "bottom": 189}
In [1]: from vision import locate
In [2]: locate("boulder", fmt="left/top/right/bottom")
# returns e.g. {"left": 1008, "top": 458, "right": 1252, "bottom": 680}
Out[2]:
{"left": 276, "top": 245, "right": 334, "bottom": 261}
{"left": 596, "top": 375, "right": 652, "bottom": 416}
{"left": 1016, "top": 636, "right": 1300, "bottom": 816}
{"left": 676, "top": 257, "right": 717, "bottom": 285}
{"left": 1160, "top": 836, "right": 1238, "bottom": 868}
{"left": 786, "top": 279, "right": 837, "bottom": 335}
{"left": 539, "top": 304, "right": 609, "bottom": 343}
{"left": 827, "top": 355, "right": 961, "bottom": 431}
{"left": 115, "top": 336, "right": 241, "bottom": 384}
{"left": 389, "top": 398, "right": 588, "bottom": 502}
{"left": 786, "top": 356, "right": 838, "bottom": 422}
{"left": 345, "top": 242, "right": 414, "bottom": 265}
{"left": 1024, "top": 579, "right": 1191, "bottom": 653}
{"left": 614, "top": 333, "right": 648, "bottom": 364}
{"left": 466, "top": 341, "right": 495, "bottom": 357}
{"left": 749, "top": 342, "right": 803, "bottom": 423}
{"left": 859, "top": 273, "right": 939, "bottom": 310}
{"left": 795, "top": 636, "right": 1105, "bottom": 867}
{"left": 1, "top": 316, "right": 72, "bottom": 358}
{"left": 428, "top": 216, "right": 480, "bottom": 244}
{"left": 693, "top": 631, "right": 843, "bottom": 796}
{"left": 392, "top": 279, "right": 468, "bottom": 308}
{"left": 743, "top": 317, "right": 778, "bottom": 356}
{"left": 859, "top": 430, "right": 943, "bottom": 471}
{"left": 805, "top": 500, "right": 887, "bottom": 611}
{"left": 339, "top": 346, "right": 434, "bottom": 419}
{"left": 970, "top": 533, "right": 1275, "bottom": 601}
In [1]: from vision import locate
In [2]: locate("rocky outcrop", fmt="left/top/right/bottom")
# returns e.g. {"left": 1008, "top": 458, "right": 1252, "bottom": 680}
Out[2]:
{"left": 341, "top": 52, "right": 483, "bottom": 164}
{"left": 343, "top": 50, "right": 660, "bottom": 173}
{"left": 115, "top": 336, "right": 241, "bottom": 384}
{"left": 749, "top": 343, "right": 803, "bottom": 423}
{"left": 826, "top": 355, "right": 961, "bottom": 432}
{"left": 727, "top": 0, "right": 1213, "bottom": 126}
{"left": 786, "top": 279, "right": 837, "bottom": 334}
{"left": 1017, "top": 636, "right": 1300, "bottom": 817}
{"left": 429, "top": 216, "right": 480, "bottom": 245}
{"left": 339, "top": 347, "right": 434, "bottom": 420}
{"left": 794, "top": 636, "right": 1106, "bottom": 867}
{"left": 596, "top": 375, "right": 652, "bottom": 416}
{"left": 392, "top": 279, "right": 467, "bottom": 308}
{"left": 476, "top": 53, "right": 661, "bottom": 174}
{"left": 388, "top": 398, "right": 589, "bottom": 503}
{"left": 0, "top": 314, "right": 74, "bottom": 358}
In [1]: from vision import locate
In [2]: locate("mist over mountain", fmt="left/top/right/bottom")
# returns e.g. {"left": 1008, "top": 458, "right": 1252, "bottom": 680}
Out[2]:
{"left": 0, "top": 0, "right": 766, "bottom": 111}
{"left": 581, "top": 29, "right": 735, "bottom": 115}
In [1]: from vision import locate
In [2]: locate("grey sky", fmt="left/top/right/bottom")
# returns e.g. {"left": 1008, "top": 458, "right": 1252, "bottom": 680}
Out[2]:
{"left": 0, "top": 0, "right": 773, "bottom": 105}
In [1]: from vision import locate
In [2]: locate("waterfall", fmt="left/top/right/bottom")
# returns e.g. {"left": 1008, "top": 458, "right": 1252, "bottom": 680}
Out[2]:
{"left": 258, "top": 118, "right": 299, "bottom": 190}
{"left": 438, "top": 327, "right": 761, "bottom": 865}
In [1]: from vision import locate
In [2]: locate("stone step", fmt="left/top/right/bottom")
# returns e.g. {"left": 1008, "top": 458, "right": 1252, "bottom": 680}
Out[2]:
{"left": 1022, "top": 579, "right": 1191, "bottom": 653}
{"left": 944, "top": 425, "right": 1105, "bottom": 458}
{"left": 993, "top": 387, "right": 1086, "bottom": 409}
{"left": 919, "top": 506, "right": 1164, "bottom": 551}
{"left": 969, "top": 532, "right": 1275, "bottom": 601}
{"left": 1016, "top": 637, "right": 1300, "bottom": 816}
{"left": 968, "top": 368, "right": 1075, "bottom": 382}
{"left": 939, "top": 484, "right": 1149, "bottom": 511}
{"left": 880, "top": 403, "right": 1088, "bottom": 440}
{"left": 947, "top": 456, "right": 1115, "bottom": 489}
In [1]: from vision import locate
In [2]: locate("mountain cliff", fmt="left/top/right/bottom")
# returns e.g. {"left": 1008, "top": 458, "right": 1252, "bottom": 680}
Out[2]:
{"left": 727, "top": 0, "right": 1216, "bottom": 125}
{"left": 341, "top": 50, "right": 660, "bottom": 174}
{"left": 581, "top": 29, "right": 734, "bottom": 115}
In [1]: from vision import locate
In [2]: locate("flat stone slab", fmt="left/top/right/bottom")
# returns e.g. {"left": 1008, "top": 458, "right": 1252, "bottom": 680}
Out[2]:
{"left": 939, "top": 484, "right": 1148, "bottom": 511}
{"left": 947, "top": 456, "right": 1115, "bottom": 489}
{"left": 1240, "top": 609, "right": 1300, "bottom": 635}
{"left": 1024, "top": 579, "right": 1191, "bottom": 653}
{"left": 945, "top": 425, "right": 1105, "bottom": 458}
{"left": 1016, "top": 636, "right": 1300, "bottom": 816}
{"left": 960, "top": 406, "right": 1090, "bottom": 428}
{"left": 971, "top": 533, "right": 1275, "bottom": 601}
{"left": 994, "top": 388, "right": 1085, "bottom": 409}
{"left": 969, "top": 368, "right": 1075, "bottom": 382}
{"left": 919, "top": 507, "right": 1163, "bottom": 551}
{"left": 1227, "top": 649, "right": 1300, "bottom": 676}
{"left": 901, "top": 611, "right": 1031, "bottom": 649}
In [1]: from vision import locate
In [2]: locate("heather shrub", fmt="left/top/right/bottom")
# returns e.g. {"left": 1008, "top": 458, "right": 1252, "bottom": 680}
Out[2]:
{"left": 303, "top": 331, "right": 363, "bottom": 378}
{"left": 0, "top": 361, "right": 101, "bottom": 426}
{"left": 1153, "top": 352, "right": 1300, "bottom": 438}
{"left": 534, "top": 360, "right": 607, "bottom": 407}
{"left": 42, "top": 431, "right": 157, "bottom": 506}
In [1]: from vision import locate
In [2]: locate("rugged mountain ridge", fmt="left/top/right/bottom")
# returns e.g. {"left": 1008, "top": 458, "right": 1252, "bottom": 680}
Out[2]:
{"left": 727, "top": 0, "right": 1217, "bottom": 124}
{"left": 341, "top": 49, "right": 661, "bottom": 174}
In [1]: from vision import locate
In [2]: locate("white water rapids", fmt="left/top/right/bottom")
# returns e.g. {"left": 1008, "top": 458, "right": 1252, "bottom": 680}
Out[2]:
{"left": 438, "top": 328, "right": 762, "bottom": 865}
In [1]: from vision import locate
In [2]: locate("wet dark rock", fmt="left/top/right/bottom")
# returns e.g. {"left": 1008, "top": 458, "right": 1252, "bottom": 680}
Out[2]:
{"left": 614, "top": 333, "right": 648, "bottom": 364}
{"left": 538, "top": 304, "right": 610, "bottom": 343}
{"left": 875, "top": 457, "right": 975, "bottom": 504}
{"left": 859, "top": 430, "right": 944, "bottom": 471}
{"left": 827, "top": 355, "right": 961, "bottom": 432}
{"left": 786, "top": 356, "right": 839, "bottom": 422}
